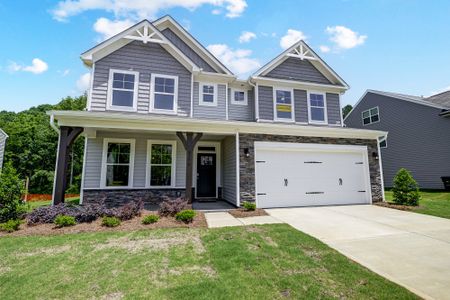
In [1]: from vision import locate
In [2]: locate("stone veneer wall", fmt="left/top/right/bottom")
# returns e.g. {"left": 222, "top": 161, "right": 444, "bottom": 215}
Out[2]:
{"left": 238, "top": 134, "right": 382, "bottom": 204}
{"left": 83, "top": 189, "right": 185, "bottom": 207}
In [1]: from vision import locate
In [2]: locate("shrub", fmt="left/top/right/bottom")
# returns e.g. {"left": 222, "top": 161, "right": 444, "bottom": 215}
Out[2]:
{"left": 175, "top": 209, "right": 196, "bottom": 223}
{"left": 158, "top": 197, "right": 188, "bottom": 217}
{"left": 392, "top": 168, "right": 421, "bottom": 206}
{"left": 0, "top": 163, "right": 26, "bottom": 223}
{"left": 54, "top": 215, "right": 76, "bottom": 228}
{"left": 102, "top": 216, "right": 121, "bottom": 227}
{"left": 0, "top": 219, "right": 22, "bottom": 233}
{"left": 142, "top": 214, "right": 159, "bottom": 224}
{"left": 243, "top": 201, "right": 256, "bottom": 211}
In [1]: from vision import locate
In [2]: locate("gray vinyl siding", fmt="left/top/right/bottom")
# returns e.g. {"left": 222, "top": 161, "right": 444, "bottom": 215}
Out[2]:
{"left": 258, "top": 85, "right": 274, "bottom": 120}
{"left": 345, "top": 92, "right": 450, "bottom": 189}
{"left": 222, "top": 136, "right": 237, "bottom": 205}
{"left": 326, "top": 93, "right": 342, "bottom": 126}
{"left": 90, "top": 41, "right": 191, "bottom": 116}
{"left": 294, "top": 89, "right": 308, "bottom": 123}
{"left": 83, "top": 131, "right": 186, "bottom": 189}
{"left": 193, "top": 82, "right": 227, "bottom": 119}
{"left": 228, "top": 88, "right": 255, "bottom": 121}
{"left": 0, "top": 132, "right": 6, "bottom": 170}
{"left": 264, "top": 57, "right": 332, "bottom": 85}
{"left": 161, "top": 28, "right": 217, "bottom": 73}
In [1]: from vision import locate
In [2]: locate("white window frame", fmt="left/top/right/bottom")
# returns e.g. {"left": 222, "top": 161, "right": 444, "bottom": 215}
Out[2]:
{"left": 231, "top": 88, "right": 248, "bottom": 105}
{"left": 146, "top": 140, "right": 177, "bottom": 188}
{"left": 379, "top": 136, "right": 387, "bottom": 148}
{"left": 150, "top": 73, "right": 178, "bottom": 114}
{"left": 273, "top": 87, "right": 295, "bottom": 122}
{"left": 199, "top": 82, "right": 218, "bottom": 106}
{"left": 107, "top": 69, "right": 139, "bottom": 111}
{"left": 307, "top": 91, "right": 328, "bottom": 125}
{"left": 100, "top": 138, "right": 135, "bottom": 189}
{"left": 362, "top": 106, "right": 380, "bottom": 126}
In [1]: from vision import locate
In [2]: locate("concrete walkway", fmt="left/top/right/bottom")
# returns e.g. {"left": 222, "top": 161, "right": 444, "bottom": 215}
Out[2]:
{"left": 267, "top": 205, "right": 450, "bottom": 300}
{"left": 204, "top": 212, "right": 282, "bottom": 228}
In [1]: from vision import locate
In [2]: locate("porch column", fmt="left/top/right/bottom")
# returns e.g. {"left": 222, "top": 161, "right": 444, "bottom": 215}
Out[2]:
{"left": 53, "top": 126, "right": 83, "bottom": 205}
{"left": 176, "top": 132, "right": 203, "bottom": 203}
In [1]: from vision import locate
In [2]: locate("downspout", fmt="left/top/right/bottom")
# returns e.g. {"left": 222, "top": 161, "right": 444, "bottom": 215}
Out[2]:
{"left": 50, "top": 114, "right": 59, "bottom": 133}
{"left": 377, "top": 133, "right": 388, "bottom": 202}
{"left": 50, "top": 113, "right": 60, "bottom": 205}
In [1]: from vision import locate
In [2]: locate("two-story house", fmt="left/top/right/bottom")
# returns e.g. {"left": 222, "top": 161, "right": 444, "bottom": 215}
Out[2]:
{"left": 49, "top": 16, "right": 386, "bottom": 208}
{"left": 345, "top": 89, "right": 450, "bottom": 190}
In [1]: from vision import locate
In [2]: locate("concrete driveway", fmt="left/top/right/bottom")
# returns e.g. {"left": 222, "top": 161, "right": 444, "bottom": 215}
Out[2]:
{"left": 267, "top": 205, "right": 450, "bottom": 300}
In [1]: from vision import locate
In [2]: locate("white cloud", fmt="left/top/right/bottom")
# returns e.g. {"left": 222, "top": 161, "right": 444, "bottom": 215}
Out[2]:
{"left": 207, "top": 44, "right": 260, "bottom": 78}
{"left": 279, "top": 29, "right": 307, "bottom": 49}
{"left": 8, "top": 58, "right": 48, "bottom": 74}
{"left": 76, "top": 72, "right": 91, "bottom": 92}
{"left": 93, "top": 17, "right": 134, "bottom": 41}
{"left": 212, "top": 9, "right": 221, "bottom": 15}
{"left": 319, "top": 45, "right": 330, "bottom": 53}
{"left": 58, "top": 69, "right": 71, "bottom": 76}
{"left": 325, "top": 26, "right": 367, "bottom": 50}
{"left": 239, "top": 31, "right": 256, "bottom": 43}
{"left": 51, "top": 0, "right": 247, "bottom": 21}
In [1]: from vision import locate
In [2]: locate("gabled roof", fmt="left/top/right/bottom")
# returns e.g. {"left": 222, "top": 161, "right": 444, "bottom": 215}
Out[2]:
{"left": 252, "top": 40, "right": 349, "bottom": 89}
{"left": 0, "top": 128, "right": 8, "bottom": 138}
{"left": 425, "top": 90, "right": 450, "bottom": 109}
{"left": 80, "top": 20, "right": 200, "bottom": 72}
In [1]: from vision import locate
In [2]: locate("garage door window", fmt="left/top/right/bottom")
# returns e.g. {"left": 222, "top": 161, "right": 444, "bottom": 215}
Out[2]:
{"left": 274, "top": 89, "right": 294, "bottom": 122}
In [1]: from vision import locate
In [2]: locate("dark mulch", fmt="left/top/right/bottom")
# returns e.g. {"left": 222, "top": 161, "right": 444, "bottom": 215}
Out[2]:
{"left": 0, "top": 210, "right": 207, "bottom": 237}
{"left": 375, "top": 202, "right": 421, "bottom": 211}
{"left": 228, "top": 208, "right": 268, "bottom": 218}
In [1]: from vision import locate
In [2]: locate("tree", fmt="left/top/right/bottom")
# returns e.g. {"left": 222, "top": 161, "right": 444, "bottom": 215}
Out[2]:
{"left": 392, "top": 168, "right": 421, "bottom": 206}
{"left": 0, "top": 163, "right": 25, "bottom": 222}
{"left": 342, "top": 104, "right": 353, "bottom": 119}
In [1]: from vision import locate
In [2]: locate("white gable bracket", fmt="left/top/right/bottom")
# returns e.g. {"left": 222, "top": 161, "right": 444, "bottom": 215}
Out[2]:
{"left": 286, "top": 44, "right": 316, "bottom": 60}
{"left": 124, "top": 24, "right": 166, "bottom": 44}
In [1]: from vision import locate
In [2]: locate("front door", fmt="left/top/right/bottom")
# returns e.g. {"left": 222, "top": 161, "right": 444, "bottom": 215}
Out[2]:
{"left": 196, "top": 153, "right": 216, "bottom": 198}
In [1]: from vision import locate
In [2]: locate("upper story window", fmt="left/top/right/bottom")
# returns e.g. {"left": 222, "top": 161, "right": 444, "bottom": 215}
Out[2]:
{"left": 101, "top": 138, "right": 135, "bottom": 188}
{"left": 147, "top": 140, "right": 176, "bottom": 187}
{"left": 151, "top": 74, "right": 178, "bottom": 113}
{"left": 362, "top": 107, "right": 379, "bottom": 125}
{"left": 308, "top": 92, "right": 327, "bottom": 124}
{"left": 200, "top": 83, "right": 217, "bottom": 106}
{"left": 273, "top": 88, "right": 294, "bottom": 122}
{"left": 231, "top": 89, "right": 248, "bottom": 105}
{"left": 107, "top": 69, "right": 138, "bottom": 111}
{"left": 379, "top": 136, "right": 387, "bottom": 148}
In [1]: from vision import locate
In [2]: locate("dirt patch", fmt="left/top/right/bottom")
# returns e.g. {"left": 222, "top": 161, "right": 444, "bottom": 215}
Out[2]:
{"left": 17, "top": 245, "right": 72, "bottom": 257}
{"left": 0, "top": 210, "right": 207, "bottom": 237}
{"left": 375, "top": 202, "right": 420, "bottom": 212}
{"left": 97, "top": 292, "right": 124, "bottom": 300}
{"left": 0, "top": 266, "right": 11, "bottom": 274}
{"left": 228, "top": 208, "right": 268, "bottom": 218}
{"left": 262, "top": 236, "right": 278, "bottom": 247}
{"left": 169, "top": 265, "right": 217, "bottom": 278}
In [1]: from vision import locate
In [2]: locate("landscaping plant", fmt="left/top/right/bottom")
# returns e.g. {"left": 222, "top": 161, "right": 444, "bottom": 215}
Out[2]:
{"left": 175, "top": 209, "right": 196, "bottom": 223}
{"left": 142, "top": 214, "right": 159, "bottom": 224}
{"left": 0, "top": 163, "right": 26, "bottom": 223}
{"left": 392, "top": 168, "right": 421, "bottom": 206}
{"left": 0, "top": 219, "right": 22, "bottom": 232}
{"left": 243, "top": 201, "right": 256, "bottom": 211}
{"left": 158, "top": 197, "right": 188, "bottom": 217}
{"left": 101, "top": 216, "right": 121, "bottom": 227}
{"left": 54, "top": 215, "right": 76, "bottom": 228}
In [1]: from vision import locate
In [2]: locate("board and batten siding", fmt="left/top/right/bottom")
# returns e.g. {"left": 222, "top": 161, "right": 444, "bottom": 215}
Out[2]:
{"left": 345, "top": 92, "right": 450, "bottom": 189}
{"left": 326, "top": 93, "right": 342, "bottom": 126}
{"left": 90, "top": 41, "right": 191, "bottom": 116}
{"left": 263, "top": 57, "right": 332, "bottom": 85}
{"left": 193, "top": 82, "right": 227, "bottom": 119}
{"left": 0, "top": 131, "right": 7, "bottom": 170}
{"left": 257, "top": 85, "right": 274, "bottom": 121}
{"left": 222, "top": 136, "right": 237, "bottom": 205}
{"left": 228, "top": 88, "right": 255, "bottom": 121}
{"left": 83, "top": 131, "right": 186, "bottom": 189}
{"left": 294, "top": 89, "right": 308, "bottom": 123}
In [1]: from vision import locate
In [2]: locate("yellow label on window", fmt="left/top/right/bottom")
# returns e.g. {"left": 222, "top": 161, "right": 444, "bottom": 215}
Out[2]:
{"left": 277, "top": 104, "right": 292, "bottom": 112}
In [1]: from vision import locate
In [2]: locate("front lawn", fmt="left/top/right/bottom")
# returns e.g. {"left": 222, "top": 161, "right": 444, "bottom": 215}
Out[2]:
{"left": 25, "top": 197, "right": 80, "bottom": 212}
{"left": 0, "top": 224, "right": 417, "bottom": 299}
{"left": 385, "top": 190, "right": 450, "bottom": 219}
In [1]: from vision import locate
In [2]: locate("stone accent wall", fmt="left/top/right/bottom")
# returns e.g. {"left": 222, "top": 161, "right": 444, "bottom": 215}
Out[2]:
{"left": 238, "top": 134, "right": 382, "bottom": 204}
{"left": 83, "top": 189, "right": 185, "bottom": 207}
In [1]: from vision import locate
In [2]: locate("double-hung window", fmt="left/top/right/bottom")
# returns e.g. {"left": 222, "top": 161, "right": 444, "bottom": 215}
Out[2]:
{"left": 200, "top": 83, "right": 217, "bottom": 106}
{"left": 147, "top": 141, "right": 176, "bottom": 187}
{"left": 102, "top": 139, "right": 135, "bottom": 188}
{"left": 151, "top": 74, "right": 178, "bottom": 113}
{"left": 362, "top": 107, "right": 379, "bottom": 125}
{"left": 274, "top": 88, "right": 294, "bottom": 121}
{"left": 231, "top": 89, "right": 248, "bottom": 105}
{"left": 308, "top": 92, "right": 327, "bottom": 124}
{"left": 108, "top": 69, "right": 138, "bottom": 111}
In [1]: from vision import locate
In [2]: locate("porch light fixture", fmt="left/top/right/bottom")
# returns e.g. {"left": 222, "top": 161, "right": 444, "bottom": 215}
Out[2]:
{"left": 243, "top": 148, "right": 250, "bottom": 158}
{"left": 372, "top": 152, "right": 379, "bottom": 160}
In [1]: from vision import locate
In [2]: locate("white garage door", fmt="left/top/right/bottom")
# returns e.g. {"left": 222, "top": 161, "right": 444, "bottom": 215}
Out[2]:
{"left": 255, "top": 142, "right": 372, "bottom": 208}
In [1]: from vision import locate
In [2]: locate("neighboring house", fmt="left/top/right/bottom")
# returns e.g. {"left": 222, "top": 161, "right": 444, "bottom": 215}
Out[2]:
{"left": 0, "top": 128, "right": 7, "bottom": 171}
{"left": 345, "top": 89, "right": 450, "bottom": 189}
{"left": 49, "top": 15, "right": 385, "bottom": 208}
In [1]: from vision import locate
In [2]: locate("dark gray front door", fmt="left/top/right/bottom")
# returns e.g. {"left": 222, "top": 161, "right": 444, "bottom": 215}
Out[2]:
{"left": 196, "top": 153, "right": 216, "bottom": 198}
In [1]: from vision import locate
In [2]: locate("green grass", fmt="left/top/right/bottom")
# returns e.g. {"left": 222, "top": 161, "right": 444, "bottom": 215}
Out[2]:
{"left": 25, "top": 197, "right": 80, "bottom": 211}
{"left": 385, "top": 190, "right": 450, "bottom": 219}
{"left": 0, "top": 224, "right": 417, "bottom": 299}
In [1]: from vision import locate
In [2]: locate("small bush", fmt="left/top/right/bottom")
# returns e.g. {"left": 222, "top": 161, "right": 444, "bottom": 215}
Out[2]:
{"left": 54, "top": 215, "right": 76, "bottom": 227}
{"left": 102, "top": 216, "right": 121, "bottom": 227}
{"left": 392, "top": 168, "right": 421, "bottom": 206}
{"left": 0, "top": 219, "right": 22, "bottom": 233}
{"left": 159, "top": 197, "right": 188, "bottom": 217}
{"left": 175, "top": 209, "right": 196, "bottom": 223}
{"left": 142, "top": 214, "right": 159, "bottom": 224}
{"left": 0, "top": 163, "right": 26, "bottom": 223}
{"left": 243, "top": 201, "right": 256, "bottom": 211}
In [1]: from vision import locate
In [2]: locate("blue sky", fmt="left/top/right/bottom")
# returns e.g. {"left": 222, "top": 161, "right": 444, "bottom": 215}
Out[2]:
{"left": 1, "top": 0, "right": 450, "bottom": 112}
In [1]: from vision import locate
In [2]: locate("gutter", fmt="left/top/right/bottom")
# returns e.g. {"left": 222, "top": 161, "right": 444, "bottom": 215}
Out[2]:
{"left": 49, "top": 114, "right": 60, "bottom": 133}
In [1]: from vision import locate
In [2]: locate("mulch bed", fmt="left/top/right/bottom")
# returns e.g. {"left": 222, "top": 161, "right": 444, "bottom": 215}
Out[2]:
{"left": 228, "top": 208, "right": 268, "bottom": 218}
{"left": 0, "top": 210, "right": 207, "bottom": 237}
{"left": 375, "top": 202, "right": 421, "bottom": 211}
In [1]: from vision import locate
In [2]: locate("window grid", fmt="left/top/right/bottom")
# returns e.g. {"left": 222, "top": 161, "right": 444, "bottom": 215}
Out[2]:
{"left": 362, "top": 107, "right": 380, "bottom": 125}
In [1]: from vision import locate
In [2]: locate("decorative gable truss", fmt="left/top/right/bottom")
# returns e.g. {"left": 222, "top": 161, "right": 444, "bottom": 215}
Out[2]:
{"left": 286, "top": 43, "right": 317, "bottom": 61}
{"left": 124, "top": 23, "right": 165, "bottom": 44}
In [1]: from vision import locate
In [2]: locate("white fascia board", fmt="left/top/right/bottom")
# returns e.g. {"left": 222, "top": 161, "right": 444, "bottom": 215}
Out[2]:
{"left": 47, "top": 110, "right": 387, "bottom": 140}
{"left": 251, "top": 76, "right": 348, "bottom": 93}
{"left": 194, "top": 71, "right": 236, "bottom": 84}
